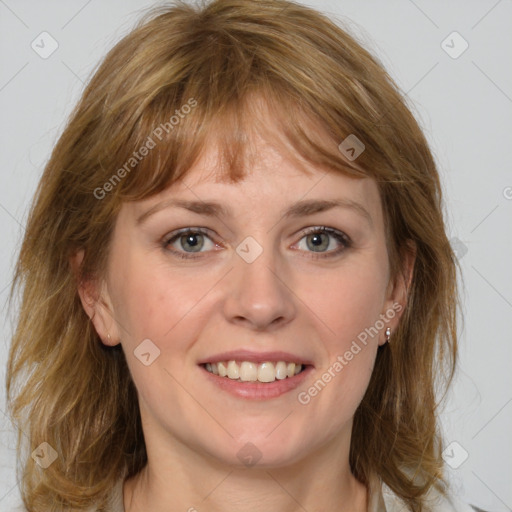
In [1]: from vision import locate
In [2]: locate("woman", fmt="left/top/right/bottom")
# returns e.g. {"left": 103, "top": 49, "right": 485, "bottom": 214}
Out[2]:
{"left": 6, "top": 0, "right": 483, "bottom": 510}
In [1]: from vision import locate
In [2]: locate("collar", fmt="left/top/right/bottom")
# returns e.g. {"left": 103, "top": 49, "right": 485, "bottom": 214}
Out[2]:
{"left": 368, "top": 472, "right": 389, "bottom": 512}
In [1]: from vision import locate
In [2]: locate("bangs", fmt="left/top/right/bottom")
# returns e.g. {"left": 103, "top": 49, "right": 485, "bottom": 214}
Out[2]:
{"left": 86, "top": 0, "right": 404, "bottom": 206}
{"left": 110, "top": 82, "right": 370, "bottom": 203}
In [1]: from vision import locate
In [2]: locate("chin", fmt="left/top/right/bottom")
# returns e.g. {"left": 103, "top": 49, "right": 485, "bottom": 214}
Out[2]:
{"left": 202, "top": 429, "right": 311, "bottom": 469}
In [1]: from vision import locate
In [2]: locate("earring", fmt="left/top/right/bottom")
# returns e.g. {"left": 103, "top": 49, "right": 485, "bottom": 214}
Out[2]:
{"left": 385, "top": 327, "right": 391, "bottom": 343}
{"left": 107, "top": 332, "right": 112, "bottom": 343}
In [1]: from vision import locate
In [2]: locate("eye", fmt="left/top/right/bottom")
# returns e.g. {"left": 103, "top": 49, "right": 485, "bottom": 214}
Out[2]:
{"left": 162, "top": 228, "right": 219, "bottom": 259}
{"left": 294, "top": 226, "right": 351, "bottom": 258}
{"left": 162, "top": 226, "right": 351, "bottom": 260}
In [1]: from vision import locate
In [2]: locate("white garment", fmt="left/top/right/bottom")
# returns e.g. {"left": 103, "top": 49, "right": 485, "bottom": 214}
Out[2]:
{"left": 10, "top": 471, "right": 486, "bottom": 511}
{"left": 103, "top": 472, "right": 484, "bottom": 512}
{"left": 374, "top": 476, "right": 483, "bottom": 512}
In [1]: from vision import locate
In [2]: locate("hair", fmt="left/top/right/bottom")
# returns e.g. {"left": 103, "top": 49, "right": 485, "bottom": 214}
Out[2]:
{"left": 6, "top": 0, "right": 460, "bottom": 510}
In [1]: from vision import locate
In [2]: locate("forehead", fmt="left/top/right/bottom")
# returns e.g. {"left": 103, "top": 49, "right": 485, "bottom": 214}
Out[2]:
{"left": 115, "top": 88, "right": 372, "bottom": 210}
{"left": 176, "top": 139, "right": 372, "bottom": 199}
{"left": 162, "top": 107, "right": 368, "bottom": 186}
{"left": 127, "top": 131, "right": 382, "bottom": 231}
{"left": 121, "top": 93, "right": 382, "bottom": 224}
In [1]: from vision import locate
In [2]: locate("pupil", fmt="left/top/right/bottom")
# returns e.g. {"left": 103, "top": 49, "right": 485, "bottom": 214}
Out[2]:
{"left": 308, "top": 233, "right": 327, "bottom": 252}
{"left": 182, "top": 233, "right": 203, "bottom": 252}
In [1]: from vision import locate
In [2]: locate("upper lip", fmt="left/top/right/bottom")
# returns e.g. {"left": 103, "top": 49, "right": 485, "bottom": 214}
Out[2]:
{"left": 197, "top": 349, "right": 314, "bottom": 366}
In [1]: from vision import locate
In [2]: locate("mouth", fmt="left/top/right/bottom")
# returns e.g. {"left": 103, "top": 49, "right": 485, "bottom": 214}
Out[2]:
{"left": 197, "top": 350, "right": 314, "bottom": 400}
{"left": 200, "top": 360, "right": 309, "bottom": 383}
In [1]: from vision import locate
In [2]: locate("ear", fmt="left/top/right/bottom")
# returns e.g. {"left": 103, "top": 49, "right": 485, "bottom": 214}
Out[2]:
{"left": 379, "top": 240, "right": 416, "bottom": 346}
{"left": 70, "top": 249, "right": 120, "bottom": 346}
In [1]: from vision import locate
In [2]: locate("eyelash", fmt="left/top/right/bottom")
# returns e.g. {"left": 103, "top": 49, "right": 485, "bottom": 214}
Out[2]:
{"left": 162, "top": 226, "right": 352, "bottom": 260}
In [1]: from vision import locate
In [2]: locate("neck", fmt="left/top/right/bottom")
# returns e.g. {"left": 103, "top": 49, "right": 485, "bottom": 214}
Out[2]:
{"left": 123, "top": 430, "right": 368, "bottom": 512}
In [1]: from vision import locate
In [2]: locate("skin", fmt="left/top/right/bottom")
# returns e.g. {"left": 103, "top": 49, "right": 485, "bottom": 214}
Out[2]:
{"left": 76, "top": 115, "right": 414, "bottom": 512}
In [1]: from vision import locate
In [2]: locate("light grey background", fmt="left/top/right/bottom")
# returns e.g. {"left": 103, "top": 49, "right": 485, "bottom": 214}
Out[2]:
{"left": 1, "top": 0, "right": 511, "bottom": 510}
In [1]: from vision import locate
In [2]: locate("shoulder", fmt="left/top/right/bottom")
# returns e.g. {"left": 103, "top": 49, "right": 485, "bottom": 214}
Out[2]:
{"left": 9, "top": 477, "right": 125, "bottom": 512}
{"left": 106, "top": 475, "right": 126, "bottom": 512}
{"left": 380, "top": 480, "right": 491, "bottom": 512}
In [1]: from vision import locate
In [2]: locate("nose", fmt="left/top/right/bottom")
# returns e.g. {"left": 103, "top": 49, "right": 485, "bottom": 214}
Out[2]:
{"left": 222, "top": 242, "right": 296, "bottom": 332}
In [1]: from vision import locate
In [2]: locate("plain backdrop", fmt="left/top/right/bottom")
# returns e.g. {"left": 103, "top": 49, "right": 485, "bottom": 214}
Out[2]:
{"left": 1, "top": 0, "right": 511, "bottom": 510}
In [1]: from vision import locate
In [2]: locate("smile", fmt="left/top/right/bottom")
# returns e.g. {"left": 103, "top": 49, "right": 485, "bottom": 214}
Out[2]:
{"left": 203, "top": 360, "right": 304, "bottom": 383}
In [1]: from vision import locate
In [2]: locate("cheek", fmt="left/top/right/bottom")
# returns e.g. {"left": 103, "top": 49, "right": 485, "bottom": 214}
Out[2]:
{"left": 303, "top": 255, "right": 389, "bottom": 346}
{"left": 110, "top": 250, "right": 212, "bottom": 344}
{"left": 296, "top": 255, "right": 388, "bottom": 415}
{"left": 109, "top": 254, "right": 214, "bottom": 406}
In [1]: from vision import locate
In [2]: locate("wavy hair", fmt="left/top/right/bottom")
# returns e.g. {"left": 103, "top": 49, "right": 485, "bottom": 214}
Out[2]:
{"left": 6, "top": 0, "right": 459, "bottom": 510}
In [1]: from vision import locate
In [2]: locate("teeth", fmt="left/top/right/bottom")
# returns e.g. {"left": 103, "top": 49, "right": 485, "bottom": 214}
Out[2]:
{"left": 257, "top": 362, "right": 275, "bottom": 383}
{"left": 239, "top": 362, "right": 258, "bottom": 381}
{"left": 218, "top": 361, "right": 227, "bottom": 377}
{"left": 227, "top": 360, "right": 239, "bottom": 379}
{"left": 275, "top": 361, "right": 288, "bottom": 380}
{"left": 205, "top": 360, "right": 304, "bottom": 383}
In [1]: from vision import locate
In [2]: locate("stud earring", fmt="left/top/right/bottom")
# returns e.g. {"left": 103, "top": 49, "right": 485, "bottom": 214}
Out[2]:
{"left": 385, "top": 327, "right": 391, "bottom": 343}
{"left": 107, "top": 332, "right": 112, "bottom": 343}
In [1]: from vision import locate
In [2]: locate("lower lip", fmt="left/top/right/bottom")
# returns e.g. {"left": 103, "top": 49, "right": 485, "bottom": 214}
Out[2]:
{"left": 199, "top": 364, "right": 314, "bottom": 400}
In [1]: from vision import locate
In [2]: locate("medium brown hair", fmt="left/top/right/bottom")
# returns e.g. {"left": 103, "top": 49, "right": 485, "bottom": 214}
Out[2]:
{"left": 6, "top": 1, "right": 459, "bottom": 510}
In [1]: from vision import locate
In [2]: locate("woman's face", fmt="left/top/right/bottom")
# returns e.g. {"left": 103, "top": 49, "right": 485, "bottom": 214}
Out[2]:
{"left": 85, "top": 128, "right": 407, "bottom": 469}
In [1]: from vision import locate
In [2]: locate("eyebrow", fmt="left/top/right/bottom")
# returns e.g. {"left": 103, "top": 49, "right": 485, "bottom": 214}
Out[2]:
{"left": 136, "top": 198, "right": 373, "bottom": 227}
